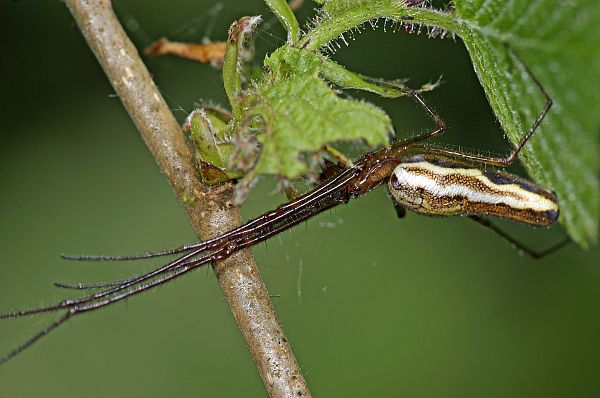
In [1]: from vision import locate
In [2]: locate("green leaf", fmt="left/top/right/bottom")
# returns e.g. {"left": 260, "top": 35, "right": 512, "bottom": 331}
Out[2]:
{"left": 243, "top": 47, "right": 392, "bottom": 177}
{"left": 302, "top": 0, "right": 600, "bottom": 247}
{"left": 450, "top": 0, "right": 600, "bottom": 247}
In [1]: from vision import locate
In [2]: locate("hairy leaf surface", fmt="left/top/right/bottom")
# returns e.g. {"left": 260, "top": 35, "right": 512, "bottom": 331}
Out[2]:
{"left": 245, "top": 48, "right": 392, "bottom": 177}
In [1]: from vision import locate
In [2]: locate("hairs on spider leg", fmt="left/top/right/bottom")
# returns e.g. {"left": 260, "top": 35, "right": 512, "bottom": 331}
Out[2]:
{"left": 54, "top": 281, "right": 129, "bottom": 290}
{"left": 53, "top": 254, "right": 207, "bottom": 290}
{"left": 60, "top": 242, "right": 202, "bottom": 262}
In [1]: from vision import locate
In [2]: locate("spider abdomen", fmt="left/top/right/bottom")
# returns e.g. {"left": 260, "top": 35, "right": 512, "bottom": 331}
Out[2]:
{"left": 388, "top": 155, "right": 559, "bottom": 226}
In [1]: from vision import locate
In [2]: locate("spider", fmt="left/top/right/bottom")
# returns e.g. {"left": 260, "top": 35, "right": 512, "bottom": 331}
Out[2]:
{"left": 0, "top": 53, "right": 567, "bottom": 365}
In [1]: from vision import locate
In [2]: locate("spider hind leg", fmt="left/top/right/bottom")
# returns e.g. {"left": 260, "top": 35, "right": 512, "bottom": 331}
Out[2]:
{"left": 469, "top": 215, "right": 570, "bottom": 259}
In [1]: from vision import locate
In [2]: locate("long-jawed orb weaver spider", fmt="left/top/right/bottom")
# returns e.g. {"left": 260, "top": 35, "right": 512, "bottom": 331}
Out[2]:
{"left": 0, "top": 54, "right": 567, "bottom": 365}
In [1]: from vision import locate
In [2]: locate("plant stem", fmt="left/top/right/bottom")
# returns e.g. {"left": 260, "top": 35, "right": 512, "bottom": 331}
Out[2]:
{"left": 299, "top": 0, "right": 458, "bottom": 51}
{"left": 264, "top": 0, "right": 300, "bottom": 44}
{"left": 63, "top": 1, "right": 311, "bottom": 396}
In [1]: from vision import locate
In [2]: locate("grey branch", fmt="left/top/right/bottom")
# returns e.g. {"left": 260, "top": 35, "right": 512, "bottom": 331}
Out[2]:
{"left": 63, "top": 1, "right": 311, "bottom": 396}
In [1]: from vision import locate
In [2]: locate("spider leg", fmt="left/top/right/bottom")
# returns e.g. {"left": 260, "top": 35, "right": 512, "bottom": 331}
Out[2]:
{"left": 53, "top": 256, "right": 204, "bottom": 290}
{"left": 60, "top": 242, "right": 201, "bottom": 262}
{"left": 469, "top": 215, "right": 570, "bottom": 259}
{"left": 53, "top": 169, "right": 359, "bottom": 294}
{"left": 410, "top": 48, "right": 552, "bottom": 167}
{"left": 0, "top": 246, "right": 209, "bottom": 320}
{"left": 385, "top": 186, "right": 406, "bottom": 218}
{"left": 62, "top": 214, "right": 319, "bottom": 319}
{"left": 0, "top": 311, "right": 72, "bottom": 365}
{"left": 1, "top": 166, "right": 360, "bottom": 364}
{"left": 0, "top": 251, "right": 218, "bottom": 365}
{"left": 54, "top": 280, "right": 132, "bottom": 290}
{"left": 372, "top": 84, "right": 447, "bottom": 147}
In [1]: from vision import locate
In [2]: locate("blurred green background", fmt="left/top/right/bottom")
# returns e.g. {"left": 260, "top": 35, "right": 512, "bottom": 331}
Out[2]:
{"left": 1, "top": 1, "right": 599, "bottom": 397}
